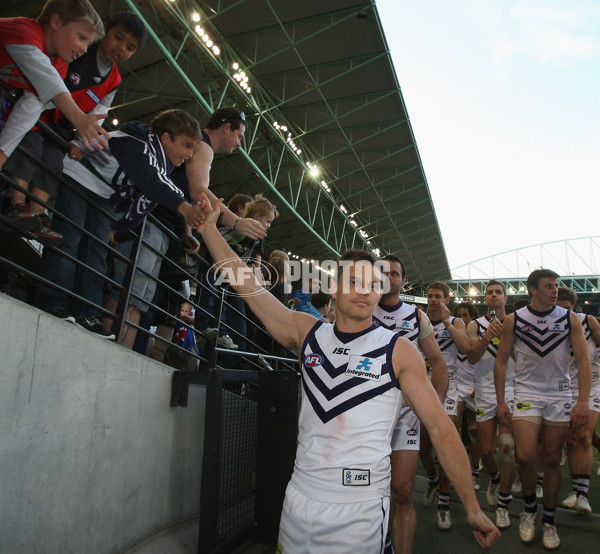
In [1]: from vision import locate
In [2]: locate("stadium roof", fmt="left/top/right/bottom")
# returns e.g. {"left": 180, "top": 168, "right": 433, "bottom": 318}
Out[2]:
{"left": 1, "top": 0, "right": 451, "bottom": 284}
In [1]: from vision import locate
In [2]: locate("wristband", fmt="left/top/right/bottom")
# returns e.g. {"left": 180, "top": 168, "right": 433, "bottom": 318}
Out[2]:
{"left": 233, "top": 218, "right": 242, "bottom": 232}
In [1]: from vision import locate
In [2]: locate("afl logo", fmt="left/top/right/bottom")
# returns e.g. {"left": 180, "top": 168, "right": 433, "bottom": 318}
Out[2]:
{"left": 563, "top": 403, "right": 572, "bottom": 410}
{"left": 304, "top": 353, "right": 324, "bottom": 367}
{"left": 447, "top": 399, "right": 456, "bottom": 405}
{"left": 594, "top": 398, "right": 600, "bottom": 404}
{"left": 69, "top": 72, "right": 81, "bottom": 85}
{"left": 406, "top": 429, "right": 417, "bottom": 437}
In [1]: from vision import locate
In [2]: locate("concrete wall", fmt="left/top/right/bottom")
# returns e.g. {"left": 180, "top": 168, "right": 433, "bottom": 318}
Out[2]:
{"left": 0, "top": 294, "right": 205, "bottom": 554}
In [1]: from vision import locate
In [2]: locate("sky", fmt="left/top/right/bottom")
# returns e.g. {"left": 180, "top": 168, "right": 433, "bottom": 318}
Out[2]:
{"left": 376, "top": 0, "right": 600, "bottom": 277}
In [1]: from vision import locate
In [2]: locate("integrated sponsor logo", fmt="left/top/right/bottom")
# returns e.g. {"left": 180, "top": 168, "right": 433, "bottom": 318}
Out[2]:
{"left": 345, "top": 356, "right": 382, "bottom": 381}
{"left": 516, "top": 402, "right": 532, "bottom": 410}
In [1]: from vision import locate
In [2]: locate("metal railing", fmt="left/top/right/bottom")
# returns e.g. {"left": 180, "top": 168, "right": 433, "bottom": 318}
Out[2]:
{"left": 0, "top": 95, "right": 298, "bottom": 374}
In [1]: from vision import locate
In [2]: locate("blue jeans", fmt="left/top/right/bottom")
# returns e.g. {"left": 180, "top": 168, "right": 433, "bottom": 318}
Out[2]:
{"left": 110, "top": 220, "right": 169, "bottom": 313}
{"left": 35, "top": 175, "right": 114, "bottom": 317}
{"left": 194, "top": 269, "right": 227, "bottom": 334}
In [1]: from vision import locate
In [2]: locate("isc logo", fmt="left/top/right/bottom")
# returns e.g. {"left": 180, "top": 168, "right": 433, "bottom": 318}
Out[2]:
{"left": 407, "top": 439, "right": 417, "bottom": 445}
{"left": 332, "top": 347, "right": 350, "bottom": 355}
{"left": 343, "top": 468, "right": 370, "bottom": 486}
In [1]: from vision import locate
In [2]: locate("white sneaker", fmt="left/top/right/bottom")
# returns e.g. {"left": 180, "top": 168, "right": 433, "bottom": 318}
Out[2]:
{"left": 472, "top": 474, "right": 480, "bottom": 491}
{"left": 496, "top": 507, "right": 511, "bottom": 529}
{"left": 542, "top": 523, "right": 560, "bottom": 550}
{"left": 519, "top": 510, "right": 536, "bottom": 543}
{"left": 561, "top": 491, "right": 577, "bottom": 509}
{"left": 422, "top": 482, "right": 439, "bottom": 507}
{"left": 536, "top": 484, "right": 544, "bottom": 499}
{"left": 216, "top": 334, "right": 238, "bottom": 349}
{"left": 576, "top": 494, "right": 592, "bottom": 515}
{"left": 486, "top": 480, "right": 500, "bottom": 506}
{"left": 437, "top": 509, "right": 452, "bottom": 530}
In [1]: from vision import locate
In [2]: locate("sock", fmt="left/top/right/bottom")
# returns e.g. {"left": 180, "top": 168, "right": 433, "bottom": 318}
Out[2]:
{"left": 572, "top": 474, "right": 590, "bottom": 497}
{"left": 490, "top": 469, "right": 500, "bottom": 484}
{"left": 537, "top": 472, "right": 544, "bottom": 486}
{"left": 471, "top": 465, "right": 480, "bottom": 477}
{"left": 498, "top": 491, "right": 512, "bottom": 510}
{"left": 428, "top": 471, "right": 440, "bottom": 486}
{"left": 437, "top": 493, "right": 450, "bottom": 511}
{"left": 542, "top": 505, "right": 555, "bottom": 526}
{"left": 524, "top": 493, "right": 537, "bottom": 513}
